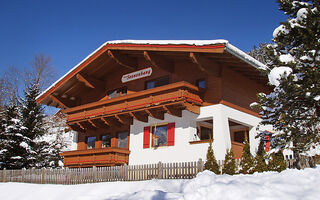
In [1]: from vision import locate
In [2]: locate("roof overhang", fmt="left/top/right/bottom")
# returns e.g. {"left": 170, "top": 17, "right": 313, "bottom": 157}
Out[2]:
{"left": 36, "top": 40, "right": 268, "bottom": 106}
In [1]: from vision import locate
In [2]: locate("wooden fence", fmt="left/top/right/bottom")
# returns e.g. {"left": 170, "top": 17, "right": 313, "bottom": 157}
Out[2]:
{"left": 0, "top": 158, "right": 314, "bottom": 185}
{"left": 0, "top": 159, "right": 205, "bottom": 185}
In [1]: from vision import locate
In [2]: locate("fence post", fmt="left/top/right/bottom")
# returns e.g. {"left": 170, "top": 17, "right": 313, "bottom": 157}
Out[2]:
{"left": 2, "top": 169, "right": 6, "bottom": 182}
{"left": 158, "top": 162, "right": 162, "bottom": 179}
{"left": 41, "top": 168, "right": 45, "bottom": 184}
{"left": 93, "top": 166, "right": 97, "bottom": 183}
{"left": 197, "top": 159, "right": 203, "bottom": 173}
{"left": 22, "top": 168, "right": 25, "bottom": 183}
{"left": 123, "top": 164, "right": 128, "bottom": 181}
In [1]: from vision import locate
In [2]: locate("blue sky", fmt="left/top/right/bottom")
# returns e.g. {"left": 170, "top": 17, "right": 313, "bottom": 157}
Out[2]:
{"left": 0, "top": 0, "right": 287, "bottom": 80}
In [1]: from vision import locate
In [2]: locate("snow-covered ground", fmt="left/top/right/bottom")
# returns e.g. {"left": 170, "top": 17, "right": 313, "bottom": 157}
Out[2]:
{"left": 1, "top": 167, "right": 319, "bottom": 200}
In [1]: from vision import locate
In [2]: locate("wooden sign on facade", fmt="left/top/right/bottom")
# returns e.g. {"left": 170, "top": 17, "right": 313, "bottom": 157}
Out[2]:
{"left": 121, "top": 67, "right": 152, "bottom": 83}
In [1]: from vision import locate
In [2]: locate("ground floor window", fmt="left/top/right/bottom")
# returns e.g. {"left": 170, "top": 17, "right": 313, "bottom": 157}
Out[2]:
{"left": 102, "top": 135, "right": 111, "bottom": 148}
{"left": 87, "top": 136, "right": 96, "bottom": 149}
{"left": 152, "top": 125, "right": 168, "bottom": 147}
{"left": 117, "top": 131, "right": 128, "bottom": 148}
{"left": 143, "top": 123, "right": 175, "bottom": 148}
{"left": 197, "top": 120, "right": 213, "bottom": 141}
{"left": 233, "top": 130, "right": 247, "bottom": 144}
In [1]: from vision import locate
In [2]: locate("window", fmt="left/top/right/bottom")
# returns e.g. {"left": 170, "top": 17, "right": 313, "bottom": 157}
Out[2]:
{"left": 196, "top": 79, "right": 206, "bottom": 89}
{"left": 152, "top": 125, "right": 168, "bottom": 147}
{"left": 108, "top": 87, "right": 127, "bottom": 99}
{"left": 199, "top": 126, "right": 212, "bottom": 140}
{"left": 143, "top": 123, "right": 175, "bottom": 148}
{"left": 145, "top": 76, "right": 169, "bottom": 89}
{"left": 87, "top": 136, "right": 96, "bottom": 149}
{"left": 196, "top": 120, "right": 213, "bottom": 141}
{"left": 233, "top": 130, "right": 246, "bottom": 143}
{"left": 117, "top": 131, "right": 128, "bottom": 148}
{"left": 101, "top": 135, "right": 111, "bottom": 148}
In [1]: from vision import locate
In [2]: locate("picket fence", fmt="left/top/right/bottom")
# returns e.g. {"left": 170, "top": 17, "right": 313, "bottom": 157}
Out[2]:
{"left": 0, "top": 158, "right": 312, "bottom": 185}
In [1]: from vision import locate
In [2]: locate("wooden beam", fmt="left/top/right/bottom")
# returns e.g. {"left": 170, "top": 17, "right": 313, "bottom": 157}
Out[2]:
{"left": 129, "top": 112, "right": 148, "bottom": 123}
{"left": 107, "top": 50, "right": 137, "bottom": 70}
{"left": 76, "top": 73, "right": 105, "bottom": 90}
{"left": 184, "top": 102, "right": 200, "bottom": 115}
{"left": 115, "top": 114, "right": 133, "bottom": 125}
{"left": 145, "top": 109, "right": 164, "bottom": 120}
{"left": 189, "top": 52, "right": 222, "bottom": 77}
{"left": 88, "top": 119, "right": 97, "bottom": 128}
{"left": 100, "top": 117, "right": 110, "bottom": 127}
{"left": 163, "top": 105, "right": 182, "bottom": 117}
{"left": 143, "top": 51, "right": 174, "bottom": 73}
{"left": 50, "top": 95, "right": 69, "bottom": 109}
{"left": 77, "top": 122, "right": 85, "bottom": 130}
{"left": 67, "top": 123, "right": 85, "bottom": 132}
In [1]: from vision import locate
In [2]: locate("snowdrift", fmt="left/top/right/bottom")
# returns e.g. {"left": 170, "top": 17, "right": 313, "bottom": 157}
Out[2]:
{"left": 0, "top": 167, "right": 319, "bottom": 200}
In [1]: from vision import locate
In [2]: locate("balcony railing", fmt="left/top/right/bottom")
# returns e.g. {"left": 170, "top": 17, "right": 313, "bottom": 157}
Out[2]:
{"left": 60, "top": 147, "right": 130, "bottom": 168}
{"left": 64, "top": 81, "right": 202, "bottom": 124}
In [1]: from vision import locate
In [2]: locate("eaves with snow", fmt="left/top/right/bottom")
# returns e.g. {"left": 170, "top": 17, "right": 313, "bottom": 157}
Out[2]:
{"left": 36, "top": 39, "right": 268, "bottom": 107}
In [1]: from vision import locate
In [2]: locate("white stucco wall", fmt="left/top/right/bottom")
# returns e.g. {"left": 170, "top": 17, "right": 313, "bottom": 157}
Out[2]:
{"left": 128, "top": 104, "right": 265, "bottom": 165}
{"left": 129, "top": 110, "right": 210, "bottom": 165}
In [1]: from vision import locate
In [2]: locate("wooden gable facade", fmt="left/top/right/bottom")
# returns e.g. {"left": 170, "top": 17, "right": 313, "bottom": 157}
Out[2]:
{"left": 37, "top": 41, "right": 270, "bottom": 168}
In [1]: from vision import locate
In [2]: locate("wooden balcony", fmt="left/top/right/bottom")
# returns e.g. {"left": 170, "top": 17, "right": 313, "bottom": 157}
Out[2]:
{"left": 64, "top": 81, "right": 202, "bottom": 130}
{"left": 60, "top": 147, "right": 130, "bottom": 168}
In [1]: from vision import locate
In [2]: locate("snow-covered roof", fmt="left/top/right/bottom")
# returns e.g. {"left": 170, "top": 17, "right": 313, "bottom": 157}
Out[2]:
{"left": 106, "top": 39, "right": 229, "bottom": 46}
{"left": 36, "top": 40, "right": 268, "bottom": 103}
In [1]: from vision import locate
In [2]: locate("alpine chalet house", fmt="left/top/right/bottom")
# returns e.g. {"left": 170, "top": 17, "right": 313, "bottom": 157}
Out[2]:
{"left": 36, "top": 40, "right": 270, "bottom": 168}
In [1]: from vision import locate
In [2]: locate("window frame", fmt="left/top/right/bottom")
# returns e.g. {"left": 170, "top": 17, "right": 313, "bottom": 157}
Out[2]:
{"left": 190, "top": 121, "right": 213, "bottom": 144}
{"left": 151, "top": 123, "right": 169, "bottom": 147}
{"left": 231, "top": 128, "right": 249, "bottom": 144}
{"left": 145, "top": 76, "right": 170, "bottom": 90}
{"left": 117, "top": 131, "right": 128, "bottom": 148}
{"left": 86, "top": 136, "right": 96, "bottom": 149}
{"left": 101, "top": 134, "right": 111, "bottom": 148}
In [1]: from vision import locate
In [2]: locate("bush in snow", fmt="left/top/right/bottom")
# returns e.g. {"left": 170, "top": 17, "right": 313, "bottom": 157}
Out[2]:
{"left": 253, "top": 137, "right": 269, "bottom": 173}
{"left": 240, "top": 134, "right": 255, "bottom": 174}
{"left": 223, "top": 148, "right": 237, "bottom": 175}
{"left": 255, "top": 0, "right": 320, "bottom": 166}
{"left": 204, "top": 141, "right": 220, "bottom": 174}
{"left": 268, "top": 152, "right": 287, "bottom": 172}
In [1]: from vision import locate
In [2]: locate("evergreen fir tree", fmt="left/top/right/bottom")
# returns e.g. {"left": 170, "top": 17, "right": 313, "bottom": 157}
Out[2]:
{"left": 256, "top": 0, "right": 320, "bottom": 159}
{"left": 223, "top": 149, "right": 237, "bottom": 175}
{"left": 268, "top": 152, "right": 287, "bottom": 172}
{"left": 240, "top": 134, "right": 254, "bottom": 174}
{"left": 21, "top": 81, "right": 49, "bottom": 168}
{"left": 0, "top": 103, "right": 29, "bottom": 169}
{"left": 253, "top": 137, "right": 269, "bottom": 172}
{"left": 248, "top": 43, "right": 271, "bottom": 65}
{"left": 204, "top": 141, "right": 220, "bottom": 174}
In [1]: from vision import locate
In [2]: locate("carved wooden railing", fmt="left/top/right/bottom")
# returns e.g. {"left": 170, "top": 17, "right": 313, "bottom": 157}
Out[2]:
{"left": 60, "top": 147, "right": 130, "bottom": 168}
{"left": 64, "top": 81, "right": 202, "bottom": 123}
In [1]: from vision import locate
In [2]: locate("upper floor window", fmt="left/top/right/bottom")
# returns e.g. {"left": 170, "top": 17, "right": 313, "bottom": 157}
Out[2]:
{"left": 87, "top": 136, "right": 96, "bottom": 149}
{"left": 145, "top": 76, "right": 169, "bottom": 90}
{"left": 196, "top": 79, "right": 206, "bottom": 89}
{"left": 101, "top": 135, "right": 111, "bottom": 148}
{"left": 117, "top": 131, "right": 128, "bottom": 148}
{"left": 108, "top": 87, "right": 127, "bottom": 99}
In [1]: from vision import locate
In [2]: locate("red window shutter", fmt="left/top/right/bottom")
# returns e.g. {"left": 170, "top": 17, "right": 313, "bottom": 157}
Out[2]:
{"left": 167, "top": 123, "right": 175, "bottom": 146}
{"left": 143, "top": 126, "right": 150, "bottom": 148}
{"left": 265, "top": 135, "right": 270, "bottom": 152}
